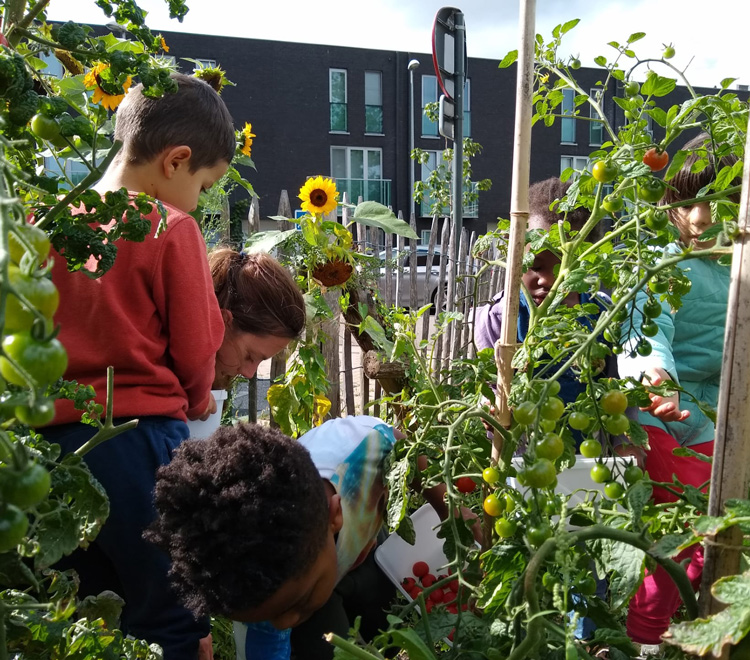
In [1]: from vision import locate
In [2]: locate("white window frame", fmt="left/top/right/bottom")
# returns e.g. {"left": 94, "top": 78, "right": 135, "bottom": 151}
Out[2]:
{"left": 561, "top": 88, "right": 576, "bottom": 145}
{"left": 364, "top": 70, "right": 383, "bottom": 135}
{"left": 329, "top": 68, "right": 348, "bottom": 134}
{"left": 560, "top": 155, "right": 589, "bottom": 179}
{"left": 589, "top": 87, "right": 604, "bottom": 146}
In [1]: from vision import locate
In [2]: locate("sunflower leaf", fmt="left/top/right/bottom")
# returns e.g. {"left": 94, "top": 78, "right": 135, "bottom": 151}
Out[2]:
{"left": 353, "top": 201, "right": 418, "bottom": 239}
{"left": 244, "top": 229, "right": 298, "bottom": 254}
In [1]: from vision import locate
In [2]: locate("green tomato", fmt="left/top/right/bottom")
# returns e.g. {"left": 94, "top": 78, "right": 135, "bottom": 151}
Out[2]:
{"left": 638, "top": 178, "right": 667, "bottom": 203}
{"left": 536, "top": 433, "right": 564, "bottom": 461}
{"left": 30, "top": 113, "right": 61, "bottom": 141}
{"left": 600, "top": 390, "right": 628, "bottom": 416}
{"left": 575, "top": 574, "right": 598, "bottom": 596}
{"left": 8, "top": 223, "right": 51, "bottom": 267}
{"left": 568, "top": 412, "right": 591, "bottom": 432}
{"left": 624, "top": 464, "right": 644, "bottom": 484}
{"left": 15, "top": 398, "right": 55, "bottom": 427}
{"left": 602, "top": 194, "right": 624, "bottom": 213}
{"left": 483, "top": 466, "right": 501, "bottom": 485}
{"left": 0, "top": 332, "right": 68, "bottom": 387}
{"left": 590, "top": 463, "right": 612, "bottom": 484}
{"left": 644, "top": 208, "right": 669, "bottom": 231}
{"left": 548, "top": 380, "right": 561, "bottom": 396}
{"left": 513, "top": 401, "right": 536, "bottom": 426}
{"left": 624, "top": 80, "right": 640, "bottom": 97}
{"left": 649, "top": 278, "right": 670, "bottom": 294}
{"left": 592, "top": 160, "right": 618, "bottom": 184}
{"left": 540, "top": 396, "right": 565, "bottom": 421}
{"left": 570, "top": 58, "right": 581, "bottom": 70}
{"left": 663, "top": 45, "right": 675, "bottom": 59}
{"left": 0, "top": 503, "right": 29, "bottom": 553}
{"left": 504, "top": 492, "right": 515, "bottom": 512}
{"left": 483, "top": 494, "right": 505, "bottom": 517}
{"left": 643, "top": 297, "right": 663, "bottom": 319}
{"left": 542, "top": 571, "right": 559, "bottom": 592}
{"left": 604, "top": 481, "right": 626, "bottom": 499}
{"left": 636, "top": 338, "right": 653, "bottom": 356}
{"left": 527, "top": 523, "right": 553, "bottom": 547}
{"left": 613, "top": 306, "right": 628, "bottom": 323}
{"left": 4, "top": 266, "right": 59, "bottom": 332}
{"left": 539, "top": 418, "right": 557, "bottom": 433}
{"left": 494, "top": 517, "right": 517, "bottom": 538}
{"left": 524, "top": 458, "right": 557, "bottom": 489}
{"left": 641, "top": 319, "right": 659, "bottom": 337}
{"left": 579, "top": 439, "right": 602, "bottom": 459}
{"left": 603, "top": 413, "right": 630, "bottom": 436}
{"left": 0, "top": 462, "right": 51, "bottom": 509}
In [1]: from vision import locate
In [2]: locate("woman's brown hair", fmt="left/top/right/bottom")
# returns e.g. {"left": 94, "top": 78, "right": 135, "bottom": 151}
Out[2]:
{"left": 209, "top": 248, "right": 305, "bottom": 338}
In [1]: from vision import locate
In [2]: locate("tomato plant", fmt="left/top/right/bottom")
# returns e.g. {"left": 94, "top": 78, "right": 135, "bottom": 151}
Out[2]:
{"left": 483, "top": 465, "right": 501, "bottom": 484}
{"left": 535, "top": 432, "right": 564, "bottom": 460}
{"left": 494, "top": 517, "right": 517, "bottom": 538}
{"left": 540, "top": 396, "right": 564, "bottom": 420}
{"left": 0, "top": 503, "right": 29, "bottom": 553}
{"left": 600, "top": 389, "right": 628, "bottom": 416}
{"left": 0, "top": 462, "right": 51, "bottom": 509}
{"left": 513, "top": 400, "right": 536, "bottom": 425}
{"left": 579, "top": 439, "right": 602, "bottom": 458}
{"left": 30, "top": 113, "right": 62, "bottom": 141}
{"left": 590, "top": 463, "right": 612, "bottom": 484}
{"left": 483, "top": 493, "right": 505, "bottom": 516}
{"left": 523, "top": 458, "right": 557, "bottom": 488}
{"left": 4, "top": 265, "right": 59, "bottom": 332}
{"left": 638, "top": 177, "right": 667, "bottom": 203}
{"left": 0, "top": 331, "right": 67, "bottom": 386}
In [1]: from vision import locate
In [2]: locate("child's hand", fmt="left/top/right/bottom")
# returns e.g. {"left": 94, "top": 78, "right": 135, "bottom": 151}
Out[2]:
{"left": 640, "top": 367, "right": 690, "bottom": 423}
{"left": 195, "top": 392, "right": 217, "bottom": 421}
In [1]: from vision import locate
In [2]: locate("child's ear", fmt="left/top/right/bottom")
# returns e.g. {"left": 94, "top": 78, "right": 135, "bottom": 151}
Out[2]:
{"left": 161, "top": 145, "right": 192, "bottom": 179}
{"left": 220, "top": 309, "right": 233, "bottom": 327}
{"left": 329, "top": 493, "right": 343, "bottom": 534}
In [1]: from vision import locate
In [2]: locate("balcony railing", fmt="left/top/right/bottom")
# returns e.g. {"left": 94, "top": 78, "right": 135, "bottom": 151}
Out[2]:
{"left": 335, "top": 178, "right": 391, "bottom": 208}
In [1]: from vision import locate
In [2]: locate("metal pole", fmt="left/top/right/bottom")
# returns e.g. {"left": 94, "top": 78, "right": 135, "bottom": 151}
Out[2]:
{"left": 451, "top": 12, "right": 465, "bottom": 253}
{"left": 408, "top": 59, "right": 420, "bottom": 218}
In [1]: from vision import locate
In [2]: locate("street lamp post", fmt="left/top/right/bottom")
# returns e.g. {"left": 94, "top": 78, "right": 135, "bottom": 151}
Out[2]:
{"left": 408, "top": 59, "right": 420, "bottom": 219}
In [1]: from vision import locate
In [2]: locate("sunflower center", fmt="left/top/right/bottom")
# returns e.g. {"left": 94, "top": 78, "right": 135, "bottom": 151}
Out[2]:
{"left": 310, "top": 189, "right": 328, "bottom": 207}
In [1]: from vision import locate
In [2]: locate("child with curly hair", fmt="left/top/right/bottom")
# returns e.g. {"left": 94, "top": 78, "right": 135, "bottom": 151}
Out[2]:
{"left": 148, "top": 417, "right": 454, "bottom": 660}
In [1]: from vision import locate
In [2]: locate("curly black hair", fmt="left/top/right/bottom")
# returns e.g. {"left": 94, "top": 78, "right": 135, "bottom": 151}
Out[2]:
{"left": 145, "top": 423, "right": 330, "bottom": 617}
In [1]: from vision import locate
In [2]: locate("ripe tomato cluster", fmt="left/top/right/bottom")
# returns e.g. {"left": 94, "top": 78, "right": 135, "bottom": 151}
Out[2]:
{"left": 401, "top": 561, "right": 466, "bottom": 615}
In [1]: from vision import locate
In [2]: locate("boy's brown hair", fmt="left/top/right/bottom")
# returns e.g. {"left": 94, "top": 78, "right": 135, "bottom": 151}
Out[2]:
{"left": 114, "top": 72, "right": 235, "bottom": 171}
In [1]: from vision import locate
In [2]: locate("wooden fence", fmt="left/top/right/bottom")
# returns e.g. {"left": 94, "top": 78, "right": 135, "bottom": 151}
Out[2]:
{"left": 231, "top": 190, "right": 505, "bottom": 422}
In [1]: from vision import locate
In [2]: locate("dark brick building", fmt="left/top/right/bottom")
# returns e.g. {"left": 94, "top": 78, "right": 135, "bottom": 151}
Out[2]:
{"left": 82, "top": 27, "right": 743, "bottom": 240}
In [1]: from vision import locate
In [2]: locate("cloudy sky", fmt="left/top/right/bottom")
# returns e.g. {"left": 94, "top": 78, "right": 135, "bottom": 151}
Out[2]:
{"left": 48, "top": 0, "right": 746, "bottom": 89}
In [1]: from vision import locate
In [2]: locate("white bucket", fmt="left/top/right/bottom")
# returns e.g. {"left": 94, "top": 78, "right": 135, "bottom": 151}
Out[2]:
{"left": 185, "top": 389, "right": 229, "bottom": 440}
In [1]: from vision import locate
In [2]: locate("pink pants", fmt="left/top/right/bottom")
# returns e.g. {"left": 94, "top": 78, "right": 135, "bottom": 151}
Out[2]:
{"left": 626, "top": 426, "right": 713, "bottom": 645}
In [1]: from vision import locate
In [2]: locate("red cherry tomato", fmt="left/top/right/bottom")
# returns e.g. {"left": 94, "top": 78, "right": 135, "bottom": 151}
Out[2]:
{"left": 402, "top": 577, "right": 416, "bottom": 590}
{"left": 421, "top": 573, "right": 436, "bottom": 588}
{"left": 409, "top": 586, "right": 423, "bottom": 599}
{"left": 412, "top": 561, "right": 429, "bottom": 579}
{"left": 430, "top": 589, "right": 445, "bottom": 603}
{"left": 643, "top": 148, "right": 669, "bottom": 172}
{"left": 455, "top": 476, "right": 476, "bottom": 494}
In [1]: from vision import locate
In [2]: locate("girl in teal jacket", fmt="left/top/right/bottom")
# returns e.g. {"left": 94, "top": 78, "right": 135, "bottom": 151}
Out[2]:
{"left": 616, "top": 133, "right": 739, "bottom": 650}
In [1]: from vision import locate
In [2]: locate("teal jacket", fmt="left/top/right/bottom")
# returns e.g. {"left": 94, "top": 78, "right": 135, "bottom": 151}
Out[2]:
{"left": 617, "top": 252, "right": 730, "bottom": 447}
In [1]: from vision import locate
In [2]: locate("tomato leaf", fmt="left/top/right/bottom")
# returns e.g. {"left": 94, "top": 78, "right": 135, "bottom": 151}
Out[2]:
{"left": 498, "top": 50, "right": 518, "bottom": 69}
{"left": 597, "top": 538, "right": 645, "bottom": 610}
{"left": 627, "top": 32, "right": 646, "bottom": 44}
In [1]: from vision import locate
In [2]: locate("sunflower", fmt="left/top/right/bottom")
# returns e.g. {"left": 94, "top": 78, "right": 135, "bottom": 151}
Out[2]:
{"left": 299, "top": 176, "right": 339, "bottom": 216}
{"left": 84, "top": 62, "right": 132, "bottom": 111}
{"left": 240, "top": 122, "right": 256, "bottom": 157}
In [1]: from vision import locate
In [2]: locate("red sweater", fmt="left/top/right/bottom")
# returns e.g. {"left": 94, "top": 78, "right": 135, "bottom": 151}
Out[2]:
{"left": 51, "top": 202, "right": 224, "bottom": 424}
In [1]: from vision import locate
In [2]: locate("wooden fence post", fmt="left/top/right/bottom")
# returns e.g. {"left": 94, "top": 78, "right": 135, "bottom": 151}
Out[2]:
{"left": 268, "top": 190, "right": 294, "bottom": 429}
{"left": 700, "top": 129, "right": 750, "bottom": 624}
{"left": 420, "top": 215, "right": 440, "bottom": 350}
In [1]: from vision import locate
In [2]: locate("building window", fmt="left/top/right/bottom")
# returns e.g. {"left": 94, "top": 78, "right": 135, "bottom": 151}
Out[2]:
{"left": 330, "top": 69, "right": 348, "bottom": 132}
{"left": 422, "top": 75, "right": 439, "bottom": 136}
{"left": 44, "top": 156, "right": 89, "bottom": 188}
{"left": 330, "top": 146, "right": 389, "bottom": 206}
{"left": 589, "top": 88, "right": 604, "bottom": 146}
{"left": 39, "top": 51, "right": 64, "bottom": 78}
{"left": 365, "top": 71, "right": 383, "bottom": 134}
{"left": 561, "top": 88, "right": 576, "bottom": 144}
{"left": 560, "top": 155, "right": 589, "bottom": 179}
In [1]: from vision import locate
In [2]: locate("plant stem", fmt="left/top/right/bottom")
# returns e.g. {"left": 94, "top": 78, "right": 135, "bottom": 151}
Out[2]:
{"left": 323, "top": 633, "right": 384, "bottom": 660}
{"left": 75, "top": 367, "right": 139, "bottom": 456}
{"left": 35, "top": 142, "right": 122, "bottom": 230}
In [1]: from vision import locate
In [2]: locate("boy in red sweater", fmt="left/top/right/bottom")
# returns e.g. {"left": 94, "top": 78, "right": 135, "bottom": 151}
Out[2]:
{"left": 45, "top": 73, "right": 234, "bottom": 660}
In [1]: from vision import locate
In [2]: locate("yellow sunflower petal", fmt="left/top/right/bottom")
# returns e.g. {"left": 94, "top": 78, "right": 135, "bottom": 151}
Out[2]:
{"left": 299, "top": 176, "right": 339, "bottom": 216}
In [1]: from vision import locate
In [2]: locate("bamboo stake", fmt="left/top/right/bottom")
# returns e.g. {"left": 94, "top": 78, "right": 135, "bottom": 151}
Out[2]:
{"left": 492, "top": 0, "right": 535, "bottom": 463}
{"left": 420, "top": 215, "right": 439, "bottom": 350}
{"left": 699, "top": 128, "right": 750, "bottom": 625}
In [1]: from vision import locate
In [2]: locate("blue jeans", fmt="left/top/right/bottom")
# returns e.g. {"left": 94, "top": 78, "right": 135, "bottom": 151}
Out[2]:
{"left": 46, "top": 416, "right": 209, "bottom": 660}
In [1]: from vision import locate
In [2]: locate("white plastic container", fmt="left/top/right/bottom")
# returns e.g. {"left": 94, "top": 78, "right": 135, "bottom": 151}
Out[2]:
{"left": 374, "top": 504, "right": 450, "bottom": 603}
{"left": 186, "top": 389, "right": 229, "bottom": 439}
